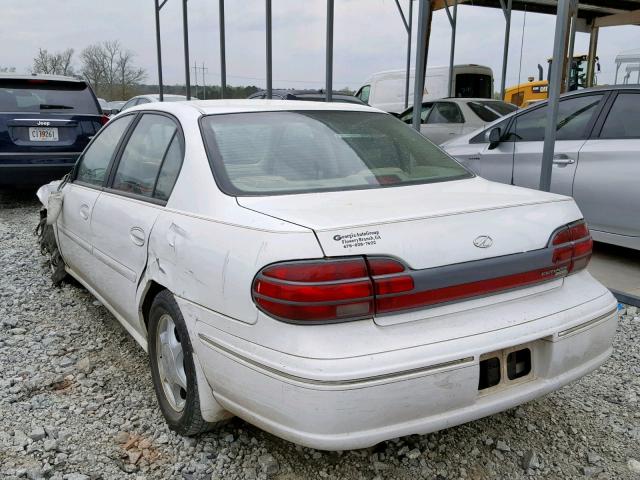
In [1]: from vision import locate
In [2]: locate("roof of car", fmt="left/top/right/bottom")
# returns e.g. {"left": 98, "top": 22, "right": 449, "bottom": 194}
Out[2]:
{"left": 135, "top": 94, "right": 189, "bottom": 100}
{"left": 130, "top": 99, "right": 383, "bottom": 116}
{"left": 0, "top": 73, "right": 85, "bottom": 83}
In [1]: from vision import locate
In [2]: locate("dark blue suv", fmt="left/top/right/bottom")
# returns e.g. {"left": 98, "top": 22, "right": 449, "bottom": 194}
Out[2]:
{"left": 0, "top": 74, "right": 107, "bottom": 187}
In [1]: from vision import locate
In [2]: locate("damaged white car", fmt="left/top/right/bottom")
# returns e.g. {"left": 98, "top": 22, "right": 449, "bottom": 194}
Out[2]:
{"left": 37, "top": 100, "right": 618, "bottom": 450}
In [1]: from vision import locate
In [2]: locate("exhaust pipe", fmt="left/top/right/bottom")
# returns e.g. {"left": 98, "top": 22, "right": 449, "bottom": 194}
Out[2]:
{"left": 538, "top": 64, "right": 544, "bottom": 81}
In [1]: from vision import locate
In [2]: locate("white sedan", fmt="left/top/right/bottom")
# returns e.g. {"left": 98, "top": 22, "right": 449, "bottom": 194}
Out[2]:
{"left": 37, "top": 100, "right": 617, "bottom": 450}
{"left": 397, "top": 98, "right": 518, "bottom": 145}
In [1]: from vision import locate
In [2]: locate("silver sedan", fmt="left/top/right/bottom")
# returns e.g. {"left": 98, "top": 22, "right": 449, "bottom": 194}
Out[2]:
{"left": 444, "top": 85, "right": 640, "bottom": 251}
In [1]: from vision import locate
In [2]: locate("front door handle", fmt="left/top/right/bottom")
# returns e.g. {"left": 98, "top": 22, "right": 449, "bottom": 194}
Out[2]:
{"left": 79, "top": 204, "right": 90, "bottom": 220}
{"left": 552, "top": 154, "right": 575, "bottom": 165}
{"left": 130, "top": 227, "right": 146, "bottom": 246}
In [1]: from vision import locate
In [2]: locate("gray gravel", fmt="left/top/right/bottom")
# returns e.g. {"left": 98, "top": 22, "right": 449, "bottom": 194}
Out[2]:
{"left": 1, "top": 190, "right": 639, "bottom": 480}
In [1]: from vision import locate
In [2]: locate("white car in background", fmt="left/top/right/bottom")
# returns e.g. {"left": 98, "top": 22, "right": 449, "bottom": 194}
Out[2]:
{"left": 397, "top": 98, "right": 517, "bottom": 145}
{"left": 37, "top": 100, "right": 617, "bottom": 450}
{"left": 117, "top": 94, "right": 191, "bottom": 113}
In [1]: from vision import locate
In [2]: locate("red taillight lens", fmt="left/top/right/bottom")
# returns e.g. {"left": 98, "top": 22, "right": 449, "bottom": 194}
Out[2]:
{"left": 253, "top": 258, "right": 374, "bottom": 322}
{"left": 100, "top": 115, "right": 110, "bottom": 125}
{"left": 551, "top": 220, "right": 592, "bottom": 273}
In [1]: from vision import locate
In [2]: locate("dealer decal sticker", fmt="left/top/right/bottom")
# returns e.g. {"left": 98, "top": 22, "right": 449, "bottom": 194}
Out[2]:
{"left": 333, "top": 230, "right": 382, "bottom": 249}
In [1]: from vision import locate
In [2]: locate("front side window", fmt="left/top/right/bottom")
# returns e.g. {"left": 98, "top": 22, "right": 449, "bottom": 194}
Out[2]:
{"left": 112, "top": 114, "right": 181, "bottom": 198}
{"left": 600, "top": 93, "right": 640, "bottom": 139}
{"left": 400, "top": 103, "right": 433, "bottom": 124}
{"left": 201, "top": 111, "right": 471, "bottom": 196}
{"left": 75, "top": 115, "right": 134, "bottom": 186}
{"left": 427, "top": 102, "right": 464, "bottom": 124}
{"left": 509, "top": 94, "right": 604, "bottom": 142}
{"left": 357, "top": 85, "right": 371, "bottom": 103}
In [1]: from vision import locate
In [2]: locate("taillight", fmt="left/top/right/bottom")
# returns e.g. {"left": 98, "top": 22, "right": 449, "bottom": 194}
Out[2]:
{"left": 253, "top": 259, "right": 374, "bottom": 322}
{"left": 253, "top": 220, "right": 593, "bottom": 323}
{"left": 550, "top": 220, "right": 592, "bottom": 273}
{"left": 100, "top": 115, "right": 110, "bottom": 125}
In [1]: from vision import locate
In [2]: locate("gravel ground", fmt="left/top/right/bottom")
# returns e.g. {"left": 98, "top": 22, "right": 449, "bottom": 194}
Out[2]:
{"left": 1, "top": 190, "right": 639, "bottom": 480}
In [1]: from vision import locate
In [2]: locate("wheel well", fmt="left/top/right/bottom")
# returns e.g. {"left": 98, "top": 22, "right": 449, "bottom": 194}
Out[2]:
{"left": 141, "top": 281, "right": 166, "bottom": 332}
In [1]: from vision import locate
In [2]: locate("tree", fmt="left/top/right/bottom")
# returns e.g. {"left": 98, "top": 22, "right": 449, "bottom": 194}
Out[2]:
{"left": 31, "top": 48, "right": 74, "bottom": 75}
{"left": 80, "top": 41, "right": 146, "bottom": 100}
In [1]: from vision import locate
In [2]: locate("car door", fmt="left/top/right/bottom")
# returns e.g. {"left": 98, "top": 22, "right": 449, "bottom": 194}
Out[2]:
{"left": 89, "top": 112, "right": 184, "bottom": 331}
{"left": 57, "top": 114, "right": 135, "bottom": 285}
{"left": 510, "top": 93, "right": 606, "bottom": 195}
{"left": 574, "top": 90, "right": 640, "bottom": 239}
{"left": 453, "top": 115, "right": 516, "bottom": 185}
{"left": 421, "top": 101, "right": 465, "bottom": 145}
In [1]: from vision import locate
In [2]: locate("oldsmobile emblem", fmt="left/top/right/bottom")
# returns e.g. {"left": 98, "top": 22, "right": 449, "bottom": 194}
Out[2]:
{"left": 473, "top": 235, "right": 493, "bottom": 249}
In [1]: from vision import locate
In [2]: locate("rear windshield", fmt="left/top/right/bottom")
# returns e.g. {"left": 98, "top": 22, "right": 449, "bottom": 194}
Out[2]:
{"left": 0, "top": 79, "right": 99, "bottom": 114}
{"left": 201, "top": 111, "right": 471, "bottom": 196}
{"left": 467, "top": 100, "right": 517, "bottom": 122}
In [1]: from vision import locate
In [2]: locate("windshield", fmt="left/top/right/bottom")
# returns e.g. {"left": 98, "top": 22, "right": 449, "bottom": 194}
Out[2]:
{"left": 0, "top": 79, "right": 99, "bottom": 114}
{"left": 468, "top": 101, "right": 518, "bottom": 122}
{"left": 201, "top": 111, "right": 471, "bottom": 196}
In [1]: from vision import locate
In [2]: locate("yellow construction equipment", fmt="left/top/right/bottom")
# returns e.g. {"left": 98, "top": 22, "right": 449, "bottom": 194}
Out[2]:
{"left": 504, "top": 55, "right": 599, "bottom": 107}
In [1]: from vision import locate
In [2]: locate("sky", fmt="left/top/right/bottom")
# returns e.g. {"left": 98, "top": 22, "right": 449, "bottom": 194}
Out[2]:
{"left": 1, "top": 0, "right": 639, "bottom": 92}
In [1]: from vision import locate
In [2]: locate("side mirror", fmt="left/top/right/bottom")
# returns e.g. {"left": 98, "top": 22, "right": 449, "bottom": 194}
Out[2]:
{"left": 110, "top": 108, "right": 120, "bottom": 115}
{"left": 485, "top": 127, "right": 501, "bottom": 149}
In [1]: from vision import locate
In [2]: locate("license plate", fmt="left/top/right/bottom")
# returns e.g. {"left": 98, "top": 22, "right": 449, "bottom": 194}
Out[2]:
{"left": 29, "top": 127, "right": 59, "bottom": 142}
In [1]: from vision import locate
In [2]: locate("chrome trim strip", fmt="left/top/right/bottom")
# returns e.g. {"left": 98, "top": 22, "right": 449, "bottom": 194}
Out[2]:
{"left": 557, "top": 308, "right": 618, "bottom": 337}
{"left": 198, "top": 332, "right": 474, "bottom": 387}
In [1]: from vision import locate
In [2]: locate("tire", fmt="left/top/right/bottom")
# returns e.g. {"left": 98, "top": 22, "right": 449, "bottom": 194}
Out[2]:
{"left": 148, "top": 290, "right": 211, "bottom": 436}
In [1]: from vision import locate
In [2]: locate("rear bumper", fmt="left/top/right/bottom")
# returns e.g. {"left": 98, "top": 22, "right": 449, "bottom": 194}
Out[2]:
{"left": 0, "top": 162, "right": 75, "bottom": 187}
{"left": 187, "top": 293, "right": 618, "bottom": 450}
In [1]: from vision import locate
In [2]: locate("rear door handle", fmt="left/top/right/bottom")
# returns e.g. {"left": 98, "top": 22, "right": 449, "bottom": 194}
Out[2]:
{"left": 79, "top": 204, "right": 90, "bottom": 220}
{"left": 130, "top": 227, "right": 146, "bottom": 246}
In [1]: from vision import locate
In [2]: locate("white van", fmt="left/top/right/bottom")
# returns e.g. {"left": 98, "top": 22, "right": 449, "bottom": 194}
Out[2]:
{"left": 356, "top": 65, "right": 494, "bottom": 113}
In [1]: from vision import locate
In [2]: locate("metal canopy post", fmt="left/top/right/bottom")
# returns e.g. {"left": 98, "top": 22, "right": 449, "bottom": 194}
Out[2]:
{"left": 219, "top": 0, "right": 227, "bottom": 99}
{"left": 182, "top": 0, "right": 191, "bottom": 100}
{"left": 565, "top": 2, "right": 578, "bottom": 91}
{"left": 615, "top": 62, "right": 621, "bottom": 84}
{"left": 325, "top": 0, "right": 334, "bottom": 102}
{"left": 405, "top": 0, "right": 413, "bottom": 109}
{"left": 444, "top": 0, "right": 458, "bottom": 98}
{"left": 266, "top": 0, "right": 272, "bottom": 98}
{"left": 586, "top": 23, "right": 599, "bottom": 87}
{"left": 412, "top": 0, "right": 432, "bottom": 131}
{"left": 499, "top": 0, "right": 512, "bottom": 100}
{"left": 395, "top": 0, "right": 413, "bottom": 110}
{"left": 540, "top": 0, "right": 571, "bottom": 192}
{"left": 154, "top": 0, "right": 166, "bottom": 101}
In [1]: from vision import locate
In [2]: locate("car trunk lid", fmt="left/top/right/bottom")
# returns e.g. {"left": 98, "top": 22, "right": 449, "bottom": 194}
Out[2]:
{"left": 238, "top": 177, "right": 582, "bottom": 270}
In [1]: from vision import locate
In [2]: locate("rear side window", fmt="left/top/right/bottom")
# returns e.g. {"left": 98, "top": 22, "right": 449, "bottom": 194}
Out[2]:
{"left": 427, "top": 102, "right": 463, "bottom": 124}
{"left": 468, "top": 101, "right": 517, "bottom": 122}
{"left": 509, "top": 94, "right": 603, "bottom": 142}
{"left": 600, "top": 93, "right": 640, "bottom": 139}
{"left": 357, "top": 85, "right": 371, "bottom": 103}
{"left": 76, "top": 115, "right": 134, "bottom": 186}
{"left": 0, "top": 79, "right": 99, "bottom": 114}
{"left": 112, "top": 114, "right": 182, "bottom": 199}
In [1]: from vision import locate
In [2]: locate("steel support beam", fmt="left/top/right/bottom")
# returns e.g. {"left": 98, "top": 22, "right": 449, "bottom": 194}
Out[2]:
{"left": 499, "top": 0, "right": 512, "bottom": 100}
{"left": 565, "top": 2, "right": 578, "bottom": 91}
{"left": 154, "top": 0, "right": 164, "bottom": 101}
{"left": 266, "top": 0, "right": 272, "bottom": 98}
{"left": 615, "top": 63, "right": 621, "bottom": 84}
{"left": 325, "top": 0, "right": 334, "bottom": 102}
{"left": 412, "top": 0, "right": 433, "bottom": 131}
{"left": 182, "top": 0, "right": 191, "bottom": 100}
{"left": 445, "top": 0, "right": 458, "bottom": 98}
{"left": 219, "top": 0, "right": 227, "bottom": 98}
{"left": 540, "top": 0, "right": 571, "bottom": 192}
{"left": 404, "top": 0, "right": 413, "bottom": 109}
{"left": 586, "top": 24, "right": 599, "bottom": 87}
